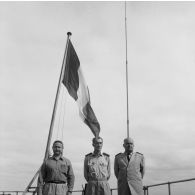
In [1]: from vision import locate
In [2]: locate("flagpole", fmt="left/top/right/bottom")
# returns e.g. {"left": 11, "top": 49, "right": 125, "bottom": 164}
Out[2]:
{"left": 125, "top": 1, "right": 130, "bottom": 138}
{"left": 43, "top": 31, "right": 72, "bottom": 160}
{"left": 22, "top": 32, "right": 72, "bottom": 195}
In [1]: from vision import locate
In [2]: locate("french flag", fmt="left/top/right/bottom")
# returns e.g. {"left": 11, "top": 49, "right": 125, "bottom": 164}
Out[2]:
{"left": 62, "top": 40, "right": 100, "bottom": 137}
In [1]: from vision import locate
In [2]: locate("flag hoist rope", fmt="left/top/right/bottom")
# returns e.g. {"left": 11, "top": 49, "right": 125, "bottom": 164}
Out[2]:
{"left": 56, "top": 90, "right": 67, "bottom": 141}
{"left": 22, "top": 32, "right": 72, "bottom": 195}
{"left": 125, "top": 1, "right": 130, "bottom": 138}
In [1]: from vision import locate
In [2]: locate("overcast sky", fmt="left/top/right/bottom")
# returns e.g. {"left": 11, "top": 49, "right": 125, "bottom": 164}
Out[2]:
{"left": 1, "top": 1, "right": 195, "bottom": 195}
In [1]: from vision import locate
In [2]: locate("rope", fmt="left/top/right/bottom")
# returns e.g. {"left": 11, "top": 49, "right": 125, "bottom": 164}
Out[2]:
{"left": 55, "top": 86, "right": 67, "bottom": 142}
{"left": 61, "top": 87, "right": 67, "bottom": 142}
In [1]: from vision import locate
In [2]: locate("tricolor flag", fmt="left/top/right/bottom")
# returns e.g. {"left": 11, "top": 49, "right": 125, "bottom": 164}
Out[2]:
{"left": 62, "top": 40, "right": 100, "bottom": 137}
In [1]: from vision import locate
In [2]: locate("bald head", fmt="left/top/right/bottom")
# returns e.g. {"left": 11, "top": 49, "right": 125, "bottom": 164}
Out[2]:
{"left": 123, "top": 137, "right": 134, "bottom": 154}
{"left": 124, "top": 137, "right": 134, "bottom": 144}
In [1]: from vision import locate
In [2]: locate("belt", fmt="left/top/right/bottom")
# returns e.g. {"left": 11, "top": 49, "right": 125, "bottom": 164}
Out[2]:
{"left": 46, "top": 181, "right": 66, "bottom": 184}
{"left": 88, "top": 179, "right": 108, "bottom": 182}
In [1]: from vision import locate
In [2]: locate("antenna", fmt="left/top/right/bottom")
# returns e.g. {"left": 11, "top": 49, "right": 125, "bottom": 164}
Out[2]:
{"left": 125, "top": 1, "right": 130, "bottom": 138}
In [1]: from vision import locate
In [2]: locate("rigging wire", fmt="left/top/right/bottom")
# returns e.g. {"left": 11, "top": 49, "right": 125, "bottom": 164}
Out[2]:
{"left": 56, "top": 86, "right": 64, "bottom": 139}
{"left": 61, "top": 87, "right": 67, "bottom": 142}
{"left": 55, "top": 85, "right": 67, "bottom": 142}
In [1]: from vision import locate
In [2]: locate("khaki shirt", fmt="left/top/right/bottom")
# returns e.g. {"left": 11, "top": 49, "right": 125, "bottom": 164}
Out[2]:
{"left": 84, "top": 152, "right": 110, "bottom": 181}
{"left": 40, "top": 156, "right": 75, "bottom": 191}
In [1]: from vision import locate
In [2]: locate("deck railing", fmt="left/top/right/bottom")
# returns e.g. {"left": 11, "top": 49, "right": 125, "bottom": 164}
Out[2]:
{"left": 143, "top": 177, "right": 195, "bottom": 195}
{"left": 1, "top": 177, "right": 195, "bottom": 195}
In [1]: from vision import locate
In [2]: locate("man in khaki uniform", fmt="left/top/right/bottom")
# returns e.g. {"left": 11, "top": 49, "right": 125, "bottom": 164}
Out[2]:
{"left": 114, "top": 137, "right": 145, "bottom": 195}
{"left": 84, "top": 137, "right": 111, "bottom": 195}
{"left": 38, "top": 140, "right": 75, "bottom": 195}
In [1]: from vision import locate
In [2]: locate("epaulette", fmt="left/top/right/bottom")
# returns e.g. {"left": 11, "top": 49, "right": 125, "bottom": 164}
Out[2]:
{"left": 136, "top": 152, "right": 143, "bottom": 155}
{"left": 115, "top": 153, "right": 122, "bottom": 157}
{"left": 85, "top": 152, "right": 92, "bottom": 156}
{"left": 103, "top": 152, "right": 110, "bottom": 157}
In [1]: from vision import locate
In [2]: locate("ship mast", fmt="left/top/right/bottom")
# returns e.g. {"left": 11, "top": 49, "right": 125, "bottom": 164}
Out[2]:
{"left": 125, "top": 1, "right": 130, "bottom": 138}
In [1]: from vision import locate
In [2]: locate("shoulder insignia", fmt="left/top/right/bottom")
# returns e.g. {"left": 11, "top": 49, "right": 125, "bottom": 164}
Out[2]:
{"left": 103, "top": 152, "right": 110, "bottom": 157}
{"left": 115, "top": 153, "right": 122, "bottom": 157}
{"left": 85, "top": 152, "right": 92, "bottom": 157}
{"left": 136, "top": 152, "right": 143, "bottom": 155}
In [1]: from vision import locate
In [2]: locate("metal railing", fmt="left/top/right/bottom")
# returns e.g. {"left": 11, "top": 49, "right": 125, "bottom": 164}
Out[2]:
{"left": 0, "top": 190, "right": 84, "bottom": 195}
{"left": 143, "top": 177, "right": 195, "bottom": 195}
{"left": 1, "top": 178, "right": 195, "bottom": 195}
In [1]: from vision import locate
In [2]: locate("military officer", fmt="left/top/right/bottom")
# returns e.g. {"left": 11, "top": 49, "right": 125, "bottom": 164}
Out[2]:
{"left": 38, "top": 140, "right": 75, "bottom": 195}
{"left": 84, "top": 137, "right": 111, "bottom": 195}
{"left": 114, "top": 137, "right": 145, "bottom": 195}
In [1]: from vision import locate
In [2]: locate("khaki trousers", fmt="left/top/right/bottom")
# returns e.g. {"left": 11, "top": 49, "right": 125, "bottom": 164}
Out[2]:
{"left": 43, "top": 183, "right": 68, "bottom": 195}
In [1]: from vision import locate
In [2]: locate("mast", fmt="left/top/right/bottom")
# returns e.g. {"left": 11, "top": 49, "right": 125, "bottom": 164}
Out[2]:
{"left": 44, "top": 32, "right": 72, "bottom": 160}
{"left": 125, "top": 2, "right": 130, "bottom": 138}
{"left": 22, "top": 32, "right": 72, "bottom": 195}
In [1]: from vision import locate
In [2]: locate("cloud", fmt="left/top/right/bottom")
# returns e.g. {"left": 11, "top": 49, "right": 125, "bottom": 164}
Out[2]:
{"left": 1, "top": 2, "right": 195, "bottom": 194}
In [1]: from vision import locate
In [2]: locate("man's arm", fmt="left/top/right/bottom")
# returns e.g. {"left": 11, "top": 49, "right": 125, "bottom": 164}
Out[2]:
{"left": 67, "top": 161, "right": 75, "bottom": 193}
{"left": 140, "top": 155, "right": 145, "bottom": 178}
{"left": 114, "top": 155, "right": 119, "bottom": 179}
{"left": 107, "top": 156, "right": 111, "bottom": 180}
{"left": 84, "top": 156, "right": 88, "bottom": 181}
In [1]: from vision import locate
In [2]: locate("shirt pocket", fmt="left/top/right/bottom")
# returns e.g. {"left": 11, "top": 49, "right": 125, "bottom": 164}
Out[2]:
{"left": 88, "top": 161, "right": 96, "bottom": 172}
{"left": 60, "top": 164, "right": 68, "bottom": 174}
{"left": 99, "top": 161, "right": 108, "bottom": 168}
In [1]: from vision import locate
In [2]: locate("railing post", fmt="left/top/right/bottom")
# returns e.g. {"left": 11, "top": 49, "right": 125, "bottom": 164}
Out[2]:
{"left": 143, "top": 186, "right": 146, "bottom": 195}
{"left": 168, "top": 182, "right": 171, "bottom": 195}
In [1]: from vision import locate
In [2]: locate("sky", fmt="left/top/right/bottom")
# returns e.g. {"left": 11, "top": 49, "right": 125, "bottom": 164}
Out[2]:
{"left": 1, "top": 1, "right": 195, "bottom": 195}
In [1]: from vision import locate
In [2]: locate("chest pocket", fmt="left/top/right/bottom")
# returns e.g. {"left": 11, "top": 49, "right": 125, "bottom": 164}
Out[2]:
{"left": 60, "top": 164, "right": 68, "bottom": 174}
{"left": 99, "top": 159, "right": 108, "bottom": 168}
{"left": 88, "top": 161, "right": 96, "bottom": 171}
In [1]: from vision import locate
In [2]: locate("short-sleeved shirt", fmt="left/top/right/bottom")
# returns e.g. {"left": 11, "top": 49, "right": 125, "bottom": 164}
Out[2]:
{"left": 84, "top": 152, "right": 110, "bottom": 181}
